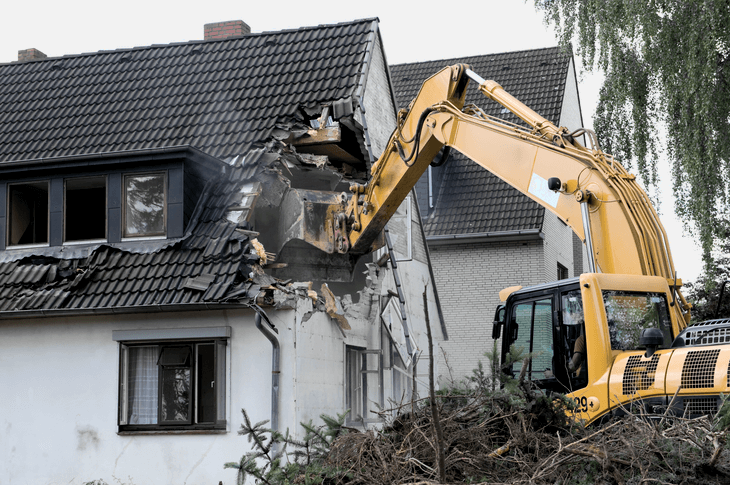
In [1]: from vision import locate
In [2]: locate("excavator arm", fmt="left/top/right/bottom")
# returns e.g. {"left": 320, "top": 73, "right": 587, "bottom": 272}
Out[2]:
{"left": 296, "top": 65, "right": 690, "bottom": 325}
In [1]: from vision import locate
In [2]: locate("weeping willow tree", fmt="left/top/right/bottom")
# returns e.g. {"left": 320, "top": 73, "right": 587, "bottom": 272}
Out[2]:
{"left": 533, "top": 0, "right": 730, "bottom": 271}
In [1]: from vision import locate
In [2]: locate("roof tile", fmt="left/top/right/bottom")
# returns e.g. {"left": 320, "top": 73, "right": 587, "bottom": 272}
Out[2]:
{"left": 390, "top": 47, "right": 572, "bottom": 236}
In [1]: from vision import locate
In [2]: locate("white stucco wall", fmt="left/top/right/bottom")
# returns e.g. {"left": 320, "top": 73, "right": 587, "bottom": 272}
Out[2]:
{"left": 360, "top": 31, "right": 396, "bottom": 159}
{"left": 1, "top": 293, "right": 425, "bottom": 485}
{"left": 358, "top": 28, "right": 443, "bottom": 400}
{"left": 558, "top": 57, "right": 585, "bottom": 141}
{"left": 0, "top": 309, "right": 279, "bottom": 485}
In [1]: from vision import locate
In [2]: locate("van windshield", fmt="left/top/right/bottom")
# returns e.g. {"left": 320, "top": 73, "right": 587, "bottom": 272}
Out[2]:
{"left": 603, "top": 291, "right": 672, "bottom": 351}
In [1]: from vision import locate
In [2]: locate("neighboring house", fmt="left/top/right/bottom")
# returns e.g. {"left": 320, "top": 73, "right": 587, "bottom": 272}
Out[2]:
{"left": 391, "top": 47, "right": 588, "bottom": 384}
{"left": 0, "top": 19, "right": 445, "bottom": 484}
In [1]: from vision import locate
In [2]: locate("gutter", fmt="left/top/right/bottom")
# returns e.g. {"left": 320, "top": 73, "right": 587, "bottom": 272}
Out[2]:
{"left": 0, "top": 301, "right": 256, "bottom": 320}
{"left": 426, "top": 229, "right": 543, "bottom": 246}
{"left": 253, "top": 306, "right": 280, "bottom": 437}
{"left": 0, "top": 145, "right": 225, "bottom": 173}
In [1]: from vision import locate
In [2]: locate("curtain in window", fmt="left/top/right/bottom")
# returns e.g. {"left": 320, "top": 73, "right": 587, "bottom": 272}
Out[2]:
{"left": 128, "top": 346, "right": 158, "bottom": 424}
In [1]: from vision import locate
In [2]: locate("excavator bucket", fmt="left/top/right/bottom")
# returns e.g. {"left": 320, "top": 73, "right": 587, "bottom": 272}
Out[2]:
{"left": 264, "top": 187, "right": 382, "bottom": 282}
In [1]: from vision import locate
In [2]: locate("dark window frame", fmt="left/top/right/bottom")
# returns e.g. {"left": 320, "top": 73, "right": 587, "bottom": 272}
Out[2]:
{"left": 63, "top": 175, "right": 108, "bottom": 243}
{"left": 557, "top": 262, "right": 569, "bottom": 280}
{"left": 122, "top": 171, "right": 168, "bottom": 239}
{"left": 118, "top": 338, "right": 226, "bottom": 432}
{"left": 6, "top": 180, "right": 50, "bottom": 247}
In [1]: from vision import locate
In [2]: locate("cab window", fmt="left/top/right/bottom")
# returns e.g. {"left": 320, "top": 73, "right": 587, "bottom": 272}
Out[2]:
{"left": 603, "top": 291, "right": 672, "bottom": 350}
{"left": 561, "top": 289, "right": 588, "bottom": 390}
{"left": 510, "top": 298, "right": 554, "bottom": 381}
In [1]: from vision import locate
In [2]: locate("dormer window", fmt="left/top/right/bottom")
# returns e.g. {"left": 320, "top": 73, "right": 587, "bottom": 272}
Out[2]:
{"left": 7, "top": 181, "right": 49, "bottom": 246}
{"left": 1, "top": 147, "right": 222, "bottom": 251}
{"left": 65, "top": 176, "right": 107, "bottom": 242}
{"left": 123, "top": 173, "right": 166, "bottom": 238}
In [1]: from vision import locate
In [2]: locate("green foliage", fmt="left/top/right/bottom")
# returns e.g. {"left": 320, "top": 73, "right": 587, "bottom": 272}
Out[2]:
{"left": 225, "top": 408, "right": 349, "bottom": 485}
{"left": 460, "top": 343, "right": 577, "bottom": 432}
{"left": 685, "top": 241, "right": 730, "bottom": 321}
{"left": 715, "top": 394, "right": 730, "bottom": 432}
{"left": 533, "top": 0, "right": 730, "bottom": 269}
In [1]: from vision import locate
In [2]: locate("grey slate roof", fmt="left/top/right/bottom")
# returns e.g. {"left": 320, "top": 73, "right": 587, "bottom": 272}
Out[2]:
{"left": 0, "top": 19, "right": 379, "bottom": 315}
{"left": 0, "top": 19, "right": 377, "bottom": 163}
{"left": 390, "top": 46, "right": 574, "bottom": 237}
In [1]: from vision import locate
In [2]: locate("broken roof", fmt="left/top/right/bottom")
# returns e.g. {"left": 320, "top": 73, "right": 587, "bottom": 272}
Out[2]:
{"left": 0, "top": 19, "right": 384, "bottom": 316}
{"left": 390, "top": 47, "right": 574, "bottom": 237}
{"left": 0, "top": 18, "right": 379, "bottom": 164}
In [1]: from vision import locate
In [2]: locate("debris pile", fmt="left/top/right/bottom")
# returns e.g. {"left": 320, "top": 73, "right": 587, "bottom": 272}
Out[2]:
{"left": 323, "top": 390, "right": 730, "bottom": 484}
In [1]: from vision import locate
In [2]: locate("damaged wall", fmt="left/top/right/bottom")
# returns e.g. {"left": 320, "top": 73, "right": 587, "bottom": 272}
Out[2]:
{"left": 0, "top": 17, "right": 448, "bottom": 485}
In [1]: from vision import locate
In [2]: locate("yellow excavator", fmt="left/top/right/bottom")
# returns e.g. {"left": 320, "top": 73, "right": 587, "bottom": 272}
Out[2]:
{"left": 291, "top": 64, "right": 729, "bottom": 424}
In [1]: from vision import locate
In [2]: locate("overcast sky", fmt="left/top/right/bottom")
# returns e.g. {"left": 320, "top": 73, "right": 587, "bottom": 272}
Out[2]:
{"left": 0, "top": 0, "right": 703, "bottom": 281}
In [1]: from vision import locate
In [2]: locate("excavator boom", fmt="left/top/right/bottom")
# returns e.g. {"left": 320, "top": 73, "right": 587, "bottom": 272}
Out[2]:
{"left": 332, "top": 65, "right": 688, "bottom": 325}
{"left": 289, "top": 64, "right": 689, "bottom": 326}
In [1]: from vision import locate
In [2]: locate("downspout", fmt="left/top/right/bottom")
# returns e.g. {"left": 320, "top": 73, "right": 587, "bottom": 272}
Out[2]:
{"left": 253, "top": 306, "right": 280, "bottom": 435}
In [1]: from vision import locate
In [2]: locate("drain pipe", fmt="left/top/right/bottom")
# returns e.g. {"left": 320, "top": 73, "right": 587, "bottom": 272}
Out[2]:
{"left": 254, "top": 306, "right": 280, "bottom": 435}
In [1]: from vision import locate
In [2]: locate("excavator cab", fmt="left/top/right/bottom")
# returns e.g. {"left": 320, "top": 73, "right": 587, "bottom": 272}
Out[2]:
{"left": 499, "top": 273, "right": 688, "bottom": 423}
{"left": 499, "top": 277, "right": 589, "bottom": 396}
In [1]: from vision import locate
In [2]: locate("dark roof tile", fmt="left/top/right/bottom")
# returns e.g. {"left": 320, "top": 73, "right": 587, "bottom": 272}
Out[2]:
{"left": 391, "top": 47, "right": 573, "bottom": 236}
{"left": 0, "top": 18, "right": 378, "bottom": 314}
{"left": 0, "top": 19, "right": 376, "bottom": 163}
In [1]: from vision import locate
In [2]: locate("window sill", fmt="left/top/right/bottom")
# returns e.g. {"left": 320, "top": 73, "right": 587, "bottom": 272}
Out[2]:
{"left": 6, "top": 243, "right": 50, "bottom": 250}
{"left": 118, "top": 428, "right": 227, "bottom": 436}
{"left": 63, "top": 238, "right": 107, "bottom": 246}
{"left": 121, "top": 235, "right": 167, "bottom": 242}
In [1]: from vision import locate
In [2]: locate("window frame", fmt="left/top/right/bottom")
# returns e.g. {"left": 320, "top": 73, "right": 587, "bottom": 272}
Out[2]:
{"left": 122, "top": 171, "right": 168, "bottom": 240}
{"left": 509, "top": 296, "right": 555, "bottom": 382}
{"left": 6, "top": 180, "right": 50, "bottom": 248}
{"left": 345, "top": 345, "right": 382, "bottom": 425}
{"left": 557, "top": 262, "right": 569, "bottom": 280}
{"left": 116, "top": 329, "right": 228, "bottom": 433}
{"left": 63, "top": 175, "right": 108, "bottom": 244}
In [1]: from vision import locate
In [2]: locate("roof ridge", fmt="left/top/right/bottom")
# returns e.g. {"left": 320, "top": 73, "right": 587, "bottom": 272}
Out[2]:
{"left": 0, "top": 17, "right": 380, "bottom": 67}
{"left": 390, "top": 45, "right": 568, "bottom": 68}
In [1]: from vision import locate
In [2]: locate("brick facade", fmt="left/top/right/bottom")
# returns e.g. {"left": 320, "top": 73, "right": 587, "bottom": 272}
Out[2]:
{"left": 432, "top": 213, "right": 582, "bottom": 384}
{"left": 17, "top": 48, "right": 46, "bottom": 62}
{"left": 542, "top": 213, "right": 576, "bottom": 282}
{"left": 204, "top": 20, "right": 251, "bottom": 41}
{"left": 431, "top": 240, "right": 545, "bottom": 383}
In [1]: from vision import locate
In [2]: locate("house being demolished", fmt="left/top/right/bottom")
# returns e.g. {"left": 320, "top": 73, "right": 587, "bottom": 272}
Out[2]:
{"left": 0, "top": 19, "right": 445, "bottom": 484}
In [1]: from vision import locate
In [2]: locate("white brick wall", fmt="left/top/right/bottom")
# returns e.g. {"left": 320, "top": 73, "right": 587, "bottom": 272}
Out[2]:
{"left": 542, "top": 214, "right": 576, "bottom": 282}
{"left": 430, "top": 240, "right": 544, "bottom": 384}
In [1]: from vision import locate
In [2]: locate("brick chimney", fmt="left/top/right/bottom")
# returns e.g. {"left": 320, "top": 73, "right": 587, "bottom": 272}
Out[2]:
{"left": 18, "top": 48, "right": 47, "bottom": 62}
{"left": 204, "top": 20, "right": 251, "bottom": 41}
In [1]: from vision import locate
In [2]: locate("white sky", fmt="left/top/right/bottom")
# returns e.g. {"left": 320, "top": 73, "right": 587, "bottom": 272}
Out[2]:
{"left": 0, "top": 0, "right": 703, "bottom": 281}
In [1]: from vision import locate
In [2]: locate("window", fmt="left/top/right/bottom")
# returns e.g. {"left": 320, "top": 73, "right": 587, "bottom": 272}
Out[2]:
{"left": 511, "top": 298, "right": 554, "bottom": 381}
{"left": 557, "top": 262, "right": 569, "bottom": 280}
{"left": 7, "top": 181, "right": 49, "bottom": 246}
{"left": 345, "top": 346, "right": 381, "bottom": 424}
{"left": 603, "top": 291, "right": 672, "bottom": 351}
{"left": 118, "top": 338, "right": 226, "bottom": 430}
{"left": 381, "top": 326, "right": 412, "bottom": 405}
{"left": 65, "top": 176, "right": 107, "bottom": 242}
{"left": 561, "top": 289, "right": 588, "bottom": 390}
{"left": 123, "top": 172, "right": 166, "bottom": 238}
